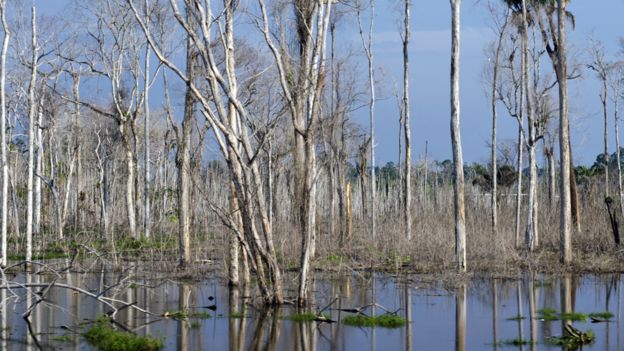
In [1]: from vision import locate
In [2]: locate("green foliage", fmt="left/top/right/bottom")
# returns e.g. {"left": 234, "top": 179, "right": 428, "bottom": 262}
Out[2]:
{"left": 229, "top": 311, "right": 247, "bottom": 319}
{"left": 84, "top": 317, "right": 163, "bottom": 351}
{"left": 342, "top": 314, "right": 406, "bottom": 328}
{"left": 537, "top": 308, "right": 558, "bottom": 321}
{"left": 282, "top": 312, "right": 330, "bottom": 323}
{"left": 588, "top": 311, "right": 614, "bottom": 320}
{"left": 559, "top": 312, "right": 588, "bottom": 322}
{"left": 498, "top": 338, "right": 535, "bottom": 346}
{"left": 537, "top": 308, "right": 588, "bottom": 322}
{"left": 506, "top": 314, "right": 526, "bottom": 321}
{"left": 164, "top": 310, "right": 211, "bottom": 320}
{"left": 546, "top": 329, "right": 595, "bottom": 349}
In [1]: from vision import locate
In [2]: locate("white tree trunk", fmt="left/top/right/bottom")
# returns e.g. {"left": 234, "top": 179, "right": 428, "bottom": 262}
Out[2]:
{"left": 522, "top": 0, "right": 538, "bottom": 251}
{"left": 450, "top": 0, "right": 466, "bottom": 272}
{"left": 558, "top": 0, "right": 572, "bottom": 263}
{"left": 143, "top": 0, "right": 151, "bottom": 238}
{"left": 403, "top": 0, "right": 412, "bottom": 241}
{"left": 26, "top": 5, "right": 38, "bottom": 260}
{"left": 614, "top": 81, "right": 623, "bottom": 219}
{"left": 0, "top": 0, "right": 8, "bottom": 267}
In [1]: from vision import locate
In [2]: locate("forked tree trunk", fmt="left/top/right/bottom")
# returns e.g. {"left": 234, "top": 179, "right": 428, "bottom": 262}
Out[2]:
{"left": 450, "top": 0, "right": 466, "bottom": 272}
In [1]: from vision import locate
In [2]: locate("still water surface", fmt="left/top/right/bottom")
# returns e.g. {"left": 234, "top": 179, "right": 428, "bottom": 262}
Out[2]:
{"left": 0, "top": 270, "right": 622, "bottom": 350}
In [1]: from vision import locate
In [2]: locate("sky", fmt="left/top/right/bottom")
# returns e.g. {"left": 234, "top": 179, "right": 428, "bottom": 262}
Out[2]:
{"left": 37, "top": 0, "right": 624, "bottom": 167}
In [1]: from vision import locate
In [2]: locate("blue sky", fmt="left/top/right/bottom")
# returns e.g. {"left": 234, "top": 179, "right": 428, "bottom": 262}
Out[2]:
{"left": 37, "top": 0, "right": 624, "bottom": 166}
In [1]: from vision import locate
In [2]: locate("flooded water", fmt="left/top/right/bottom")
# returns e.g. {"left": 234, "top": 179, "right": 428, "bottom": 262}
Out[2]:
{"left": 1, "top": 268, "right": 622, "bottom": 350}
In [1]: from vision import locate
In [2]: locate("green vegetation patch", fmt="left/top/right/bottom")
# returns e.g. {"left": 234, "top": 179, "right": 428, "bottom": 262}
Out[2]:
{"left": 538, "top": 308, "right": 558, "bottom": 321}
{"left": 546, "top": 326, "right": 594, "bottom": 349}
{"left": 537, "top": 308, "right": 587, "bottom": 322}
{"left": 84, "top": 317, "right": 163, "bottom": 351}
{"left": 559, "top": 312, "right": 588, "bottom": 322}
{"left": 230, "top": 311, "right": 247, "bottom": 319}
{"left": 588, "top": 311, "right": 614, "bottom": 320}
{"left": 343, "top": 314, "right": 406, "bottom": 328}
{"left": 282, "top": 312, "right": 330, "bottom": 323}
{"left": 164, "top": 310, "right": 211, "bottom": 320}
{"left": 498, "top": 338, "right": 535, "bottom": 346}
{"left": 506, "top": 314, "right": 526, "bottom": 321}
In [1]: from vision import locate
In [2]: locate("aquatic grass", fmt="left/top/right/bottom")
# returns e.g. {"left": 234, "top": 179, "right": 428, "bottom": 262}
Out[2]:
{"left": 84, "top": 317, "right": 163, "bottom": 351}
{"left": 559, "top": 312, "right": 588, "bottom": 322}
{"left": 498, "top": 338, "right": 535, "bottom": 346}
{"left": 230, "top": 311, "right": 247, "bottom": 319}
{"left": 538, "top": 308, "right": 558, "bottom": 321}
{"left": 342, "top": 314, "right": 406, "bottom": 328}
{"left": 588, "top": 311, "right": 614, "bottom": 320}
{"left": 505, "top": 314, "right": 525, "bottom": 321}
{"left": 282, "top": 312, "right": 330, "bottom": 323}
{"left": 546, "top": 329, "right": 595, "bottom": 348}
{"left": 164, "top": 310, "right": 211, "bottom": 320}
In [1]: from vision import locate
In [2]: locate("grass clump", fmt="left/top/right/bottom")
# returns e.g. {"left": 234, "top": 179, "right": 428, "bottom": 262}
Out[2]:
{"left": 537, "top": 308, "right": 558, "bottom": 321}
{"left": 84, "top": 317, "right": 163, "bottom": 351}
{"left": 506, "top": 314, "right": 525, "bottom": 321}
{"left": 230, "top": 311, "right": 247, "bottom": 319}
{"left": 546, "top": 327, "right": 594, "bottom": 349}
{"left": 537, "top": 308, "right": 587, "bottom": 322}
{"left": 559, "top": 312, "right": 588, "bottom": 322}
{"left": 283, "top": 312, "right": 330, "bottom": 323}
{"left": 343, "top": 314, "right": 406, "bottom": 328}
{"left": 499, "top": 338, "right": 535, "bottom": 346}
{"left": 164, "top": 310, "right": 210, "bottom": 320}
{"left": 588, "top": 311, "right": 614, "bottom": 320}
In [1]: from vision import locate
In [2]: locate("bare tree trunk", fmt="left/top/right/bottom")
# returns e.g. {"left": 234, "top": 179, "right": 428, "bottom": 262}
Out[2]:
{"left": 34, "top": 97, "right": 43, "bottom": 239}
{"left": 546, "top": 147, "right": 556, "bottom": 207}
{"left": 603, "top": 77, "right": 609, "bottom": 197}
{"left": 490, "top": 9, "right": 509, "bottom": 237}
{"left": 403, "top": 0, "right": 412, "bottom": 241}
{"left": 558, "top": 0, "right": 572, "bottom": 263}
{"left": 450, "top": 0, "right": 466, "bottom": 272}
{"left": 177, "top": 18, "right": 194, "bottom": 267}
{"left": 614, "top": 80, "right": 624, "bottom": 219}
{"left": 122, "top": 126, "right": 137, "bottom": 239}
{"left": 143, "top": 1, "right": 151, "bottom": 238}
{"left": 522, "top": 0, "right": 538, "bottom": 251}
{"left": 515, "top": 128, "right": 524, "bottom": 248}
{"left": 0, "top": 0, "right": 8, "bottom": 267}
{"left": 26, "top": 5, "right": 39, "bottom": 260}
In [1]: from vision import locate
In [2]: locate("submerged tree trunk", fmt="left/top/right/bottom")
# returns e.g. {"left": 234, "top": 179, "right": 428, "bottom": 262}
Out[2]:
{"left": 450, "top": 0, "right": 466, "bottom": 272}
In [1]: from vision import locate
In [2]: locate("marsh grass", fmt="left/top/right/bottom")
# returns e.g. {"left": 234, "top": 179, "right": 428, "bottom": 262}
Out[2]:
{"left": 588, "top": 311, "right": 614, "bottom": 320}
{"left": 282, "top": 312, "right": 330, "bottom": 323}
{"left": 164, "top": 310, "right": 211, "bottom": 320}
{"left": 84, "top": 317, "right": 163, "bottom": 351}
{"left": 498, "top": 338, "right": 536, "bottom": 346}
{"left": 342, "top": 314, "right": 406, "bottom": 328}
